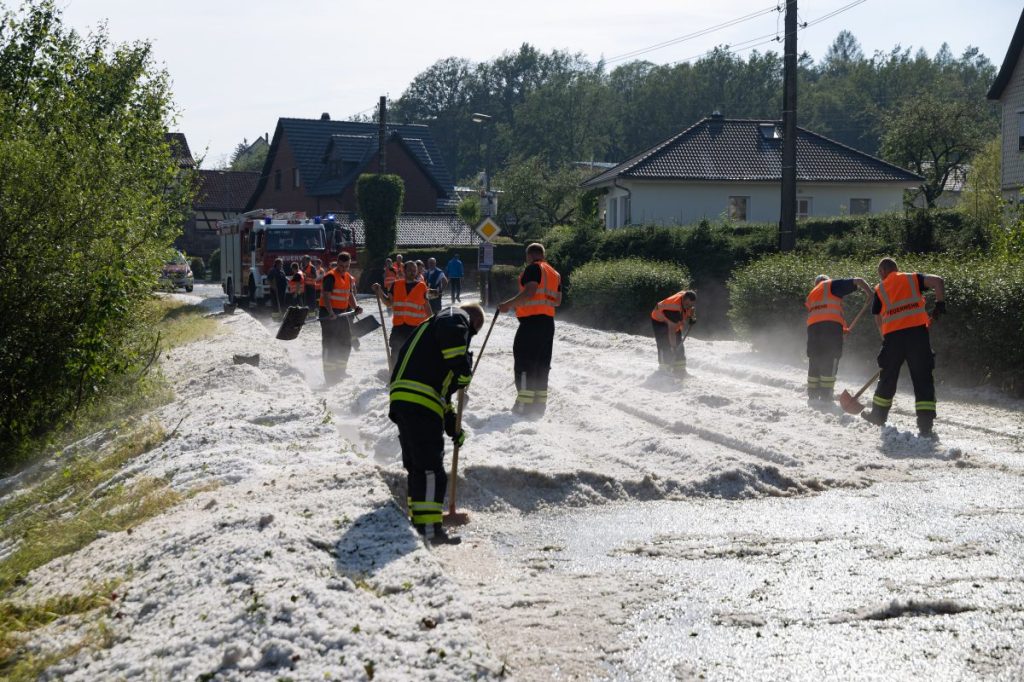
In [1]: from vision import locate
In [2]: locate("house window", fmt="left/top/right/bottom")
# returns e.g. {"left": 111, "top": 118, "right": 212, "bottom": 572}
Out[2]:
{"left": 293, "top": 168, "right": 301, "bottom": 188}
{"left": 607, "top": 197, "right": 619, "bottom": 228}
{"left": 797, "top": 197, "right": 812, "bottom": 218}
{"left": 621, "top": 195, "right": 631, "bottom": 226}
{"left": 728, "top": 196, "right": 749, "bottom": 221}
{"left": 1019, "top": 112, "right": 1024, "bottom": 151}
{"left": 274, "top": 169, "right": 281, "bottom": 191}
{"left": 850, "top": 198, "right": 871, "bottom": 215}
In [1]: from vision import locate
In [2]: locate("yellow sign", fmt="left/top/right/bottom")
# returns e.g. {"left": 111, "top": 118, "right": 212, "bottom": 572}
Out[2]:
{"left": 475, "top": 217, "right": 502, "bottom": 243}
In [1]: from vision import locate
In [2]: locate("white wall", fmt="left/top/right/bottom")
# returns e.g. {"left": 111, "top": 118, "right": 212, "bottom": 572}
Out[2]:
{"left": 997, "top": 47, "right": 1024, "bottom": 196}
{"left": 601, "top": 180, "right": 911, "bottom": 227}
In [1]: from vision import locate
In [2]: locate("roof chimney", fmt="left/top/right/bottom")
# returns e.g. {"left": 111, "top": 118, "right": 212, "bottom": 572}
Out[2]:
{"left": 320, "top": 112, "right": 331, "bottom": 121}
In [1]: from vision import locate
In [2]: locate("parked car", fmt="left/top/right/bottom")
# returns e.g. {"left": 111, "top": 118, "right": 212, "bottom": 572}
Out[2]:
{"left": 160, "top": 250, "right": 194, "bottom": 292}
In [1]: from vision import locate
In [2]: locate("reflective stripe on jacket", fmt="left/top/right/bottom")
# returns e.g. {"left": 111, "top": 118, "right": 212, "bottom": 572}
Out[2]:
{"left": 319, "top": 269, "right": 355, "bottom": 311}
{"left": 384, "top": 269, "right": 396, "bottom": 289}
{"left": 876, "top": 272, "right": 930, "bottom": 335}
{"left": 303, "top": 264, "right": 317, "bottom": 290}
{"left": 805, "top": 280, "right": 847, "bottom": 328}
{"left": 288, "top": 272, "right": 304, "bottom": 296}
{"left": 516, "top": 261, "right": 561, "bottom": 318}
{"left": 392, "top": 279, "right": 430, "bottom": 326}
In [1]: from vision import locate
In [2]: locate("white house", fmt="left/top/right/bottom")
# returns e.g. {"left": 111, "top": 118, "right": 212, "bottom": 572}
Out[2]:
{"left": 987, "top": 7, "right": 1024, "bottom": 203}
{"left": 582, "top": 114, "right": 922, "bottom": 228}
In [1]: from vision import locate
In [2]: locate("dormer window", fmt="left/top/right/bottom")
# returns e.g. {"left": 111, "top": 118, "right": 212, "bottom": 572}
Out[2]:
{"left": 759, "top": 123, "right": 780, "bottom": 140}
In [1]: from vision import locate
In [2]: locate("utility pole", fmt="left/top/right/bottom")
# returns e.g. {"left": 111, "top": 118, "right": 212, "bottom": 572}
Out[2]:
{"left": 778, "top": 0, "right": 798, "bottom": 252}
{"left": 378, "top": 95, "right": 387, "bottom": 174}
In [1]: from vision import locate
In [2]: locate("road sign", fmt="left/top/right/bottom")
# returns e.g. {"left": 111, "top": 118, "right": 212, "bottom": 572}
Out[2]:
{"left": 475, "top": 217, "right": 502, "bottom": 243}
{"left": 478, "top": 242, "right": 494, "bottom": 271}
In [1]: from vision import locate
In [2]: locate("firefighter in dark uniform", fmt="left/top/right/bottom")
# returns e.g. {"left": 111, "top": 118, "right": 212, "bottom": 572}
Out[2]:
{"left": 861, "top": 257, "right": 946, "bottom": 436}
{"left": 805, "top": 274, "right": 872, "bottom": 401}
{"left": 389, "top": 304, "right": 484, "bottom": 545}
{"left": 372, "top": 260, "right": 431, "bottom": 368}
{"left": 497, "top": 243, "right": 562, "bottom": 415}
{"left": 650, "top": 290, "right": 697, "bottom": 376}
{"left": 319, "top": 252, "right": 362, "bottom": 384}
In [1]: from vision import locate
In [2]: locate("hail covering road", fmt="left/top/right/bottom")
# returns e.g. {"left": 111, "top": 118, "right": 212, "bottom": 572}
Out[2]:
{"left": 8, "top": 282, "right": 1022, "bottom": 680}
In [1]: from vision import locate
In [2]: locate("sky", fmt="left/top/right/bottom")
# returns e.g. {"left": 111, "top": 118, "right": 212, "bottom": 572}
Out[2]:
{"left": 51, "top": 0, "right": 1023, "bottom": 168}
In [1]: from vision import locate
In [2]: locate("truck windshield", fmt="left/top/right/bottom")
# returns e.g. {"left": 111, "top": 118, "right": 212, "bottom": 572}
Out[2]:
{"left": 266, "top": 228, "right": 324, "bottom": 252}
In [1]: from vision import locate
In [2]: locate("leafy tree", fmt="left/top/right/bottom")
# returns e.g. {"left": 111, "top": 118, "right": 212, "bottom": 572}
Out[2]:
{"left": 494, "top": 157, "right": 591, "bottom": 239}
{"left": 228, "top": 137, "right": 268, "bottom": 172}
{"left": 958, "top": 137, "right": 1003, "bottom": 235}
{"left": 880, "top": 92, "right": 992, "bottom": 207}
{"left": 456, "top": 195, "right": 481, "bottom": 227}
{"left": 0, "top": 0, "right": 194, "bottom": 464}
{"left": 356, "top": 173, "right": 404, "bottom": 265}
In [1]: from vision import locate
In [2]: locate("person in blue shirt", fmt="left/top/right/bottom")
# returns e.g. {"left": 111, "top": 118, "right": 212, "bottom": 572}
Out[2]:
{"left": 445, "top": 253, "right": 464, "bottom": 303}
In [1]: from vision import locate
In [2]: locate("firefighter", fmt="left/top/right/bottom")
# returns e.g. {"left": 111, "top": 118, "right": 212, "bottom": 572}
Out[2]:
{"left": 497, "top": 243, "right": 562, "bottom": 415}
{"left": 650, "top": 290, "right": 697, "bottom": 376}
{"left": 287, "top": 262, "right": 304, "bottom": 307}
{"left": 861, "top": 257, "right": 945, "bottom": 437}
{"left": 268, "top": 258, "right": 287, "bottom": 316}
{"left": 389, "top": 303, "right": 484, "bottom": 545}
{"left": 372, "top": 260, "right": 430, "bottom": 365}
{"left": 313, "top": 258, "right": 326, "bottom": 307}
{"left": 302, "top": 255, "right": 318, "bottom": 311}
{"left": 393, "top": 254, "right": 405, "bottom": 279}
{"left": 319, "top": 252, "right": 362, "bottom": 384}
{"left": 383, "top": 258, "right": 397, "bottom": 291}
{"left": 424, "top": 257, "right": 448, "bottom": 315}
{"left": 805, "top": 274, "right": 873, "bottom": 401}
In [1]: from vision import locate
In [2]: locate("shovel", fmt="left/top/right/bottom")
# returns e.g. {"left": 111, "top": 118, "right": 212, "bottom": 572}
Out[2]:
{"left": 377, "top": 294, "right": 392, "bottom": 368}
{"left": 839, "top": 369, "right": 882, "bottom": 415}
{"left": 275, "top": 307, "right": 352, "bottom": 340}
{"left": 445, "top": 309, "right": 500, "bottom": 526}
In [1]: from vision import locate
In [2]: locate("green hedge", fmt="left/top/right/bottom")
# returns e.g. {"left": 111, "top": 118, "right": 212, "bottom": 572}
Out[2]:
{"left": 728, "top": 254, "right": 1024, "bottom": 394}
{"left": 488, "top": 264, "right": 522, "bottom": 302}
{"left": 565, "top": 258, "right": 691, "bottom": 333}
{"left": 399, "top": 243, "right": 524, "bottom": 269}
{"left": 208, "top": 248, "right": 221, "bottom": 282}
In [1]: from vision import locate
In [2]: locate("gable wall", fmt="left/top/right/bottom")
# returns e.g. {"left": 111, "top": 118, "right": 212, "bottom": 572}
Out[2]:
{"left": 999, "top": 48, "right": 1024, "bottom": 196}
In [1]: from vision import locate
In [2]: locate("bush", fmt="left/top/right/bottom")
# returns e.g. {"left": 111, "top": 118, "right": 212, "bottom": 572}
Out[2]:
{"left": 356, "top": 174, "right": 404, "bottom": 262}
{"left": 728, "top": 254, "right": 1024, "bottom": 393}
{"left": 488, "top": 265, "right": 521, "bottom": 302}
{"left": 566, "top": 258, "right": 690, "bottom": 332}
{"left": 0, "top": 4, "right": 193, "bottom": 466}
{"left": 208, "top": 248, "right": 221, "bottom": 282}
{"left": 189, "top": 256, "right": 206, "bottom": 280}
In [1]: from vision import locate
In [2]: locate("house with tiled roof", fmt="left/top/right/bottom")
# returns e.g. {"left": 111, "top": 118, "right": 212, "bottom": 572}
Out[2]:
{"left": 582, "top": 114, "right": 922, "bottom": 227}
{"left": 164, "top": 132, "right": 195, "bottom": 169}
{"left": 246, "top": 115, "right": 455, "bottom": 216}
{"left": 177, "top": 170, "right": 260, "bottom": 257}
{"left": 987, "top": 7, "right": 1024, "bottom": 203}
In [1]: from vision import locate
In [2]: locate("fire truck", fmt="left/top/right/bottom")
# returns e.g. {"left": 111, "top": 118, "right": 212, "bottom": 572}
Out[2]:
{"left": 217, "top": 210, "right": 357, "bottom": 306}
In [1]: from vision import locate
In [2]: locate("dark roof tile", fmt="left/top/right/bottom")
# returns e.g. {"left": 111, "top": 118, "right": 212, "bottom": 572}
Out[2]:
{"left": 988, "top": 8, "right": 1024, "bottom": 99}
{"left": 583, "top": 118, "right": 922, "bottom": 187}
{"left": 195, "top": 170, "right": 260, "bottom": 210}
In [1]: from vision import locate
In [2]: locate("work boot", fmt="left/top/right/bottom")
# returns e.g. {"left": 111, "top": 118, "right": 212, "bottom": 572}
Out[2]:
{"left": 861, "top": 408, "right": 888, "bottom": 426}
{"left": 917, "top": 413, "right": 936, "bottom": 438}
{"left": 420, "top": 526, "right": 461, "bottom": 546}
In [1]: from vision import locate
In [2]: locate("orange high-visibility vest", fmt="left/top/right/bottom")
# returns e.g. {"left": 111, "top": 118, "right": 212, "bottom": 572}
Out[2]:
{"left": 516, "top": 261, "right": 561, "bottom": 319}
{"left": 651, "top": 292, "right": 694, "bottom": 333}
{"left": 384, "top": 268, "right": 396, "bottom": 289}
{"left": 303, "top": 264, "right": 317, "bottom": 290}
{"left": 320, "top": 269, "right": 355, "bottom": 311}
{"left": 314, "top": 266, "right": 325, "bottom": 292}
{"left": 391, "top": 279, "right": 429, "bottom": 326}
{"left": 288, "top": 271, "right": 304, "bottom": 296}
{"left": 876, "top": 272, "right": 930, "bottom": 336}
{"left": 805, "top": 280, "right": 847, "bottom": 328}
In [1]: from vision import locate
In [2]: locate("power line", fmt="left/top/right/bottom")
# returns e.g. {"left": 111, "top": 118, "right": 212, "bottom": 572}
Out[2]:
{"left": 667, "top": 0, "right": 869, "bottom": 67}
{"left": 605, "top": 4, "right": 780, "bottom": 65}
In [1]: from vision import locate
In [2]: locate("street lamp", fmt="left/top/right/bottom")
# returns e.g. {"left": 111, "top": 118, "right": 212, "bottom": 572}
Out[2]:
{"left": 471, "top": 113, "right": 493, "bottom": 215}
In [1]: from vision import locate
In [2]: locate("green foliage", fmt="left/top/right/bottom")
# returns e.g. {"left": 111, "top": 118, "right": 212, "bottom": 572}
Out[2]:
{"left": 729, "top": 254, "right": 1024, "bottom": 393}
{"left": 356, "top": 174, "right": 405, "bottom": 263}
{"left": 456, "top": 195, "right": 481, "bottom": 227}
{"left": 488, "top": 265, "right": 521, "bottom": 301}
{"left": 493, "top": 156, "right": 592, "bottom": 239}
{"left": 228, "top": 137, "right": 268, "bottom": 172}
{"left": 189, "top": 256, "right": 206, "bottom": 280}
{"left": 880, "top": 91, "right": 992, "bottom": 207}
{"left": 959, "top": 137, "right": 1003, "bottom": 236}
{"left": 208, "top": 248, "right": 221, "bottom": 281}
{"left": 566, "top": 258, "right": 690, "bottom": 332}
{"left": 400, "top": 243, "right": 523, "bottom": 269}
{"left": 0, "top": 1, "right": 194, "bottom": 462}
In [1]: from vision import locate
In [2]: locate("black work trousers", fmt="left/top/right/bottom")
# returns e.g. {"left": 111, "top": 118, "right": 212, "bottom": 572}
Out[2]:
{"left": 871, "top": 325, "right": 936, "bottom": 416}
{"left": 652, "top": 320, "right": 685, "bottom": 372}
{"left": 304, "top": 285, "right": 317, "bottom": 310}
{"left": 513, "top": 315, "right": 555, "bottom": 409}
{"left": 319, "top": 308, "right": 352, "bottom": 384}
{"left": 449, "top": 278, "right": 462, "bottom": 302}
{"left": 389, "top": 402, "right": 447, "bottom": 537}
{"left": 806, "top": 322, "right": 844, "bottom": 399}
